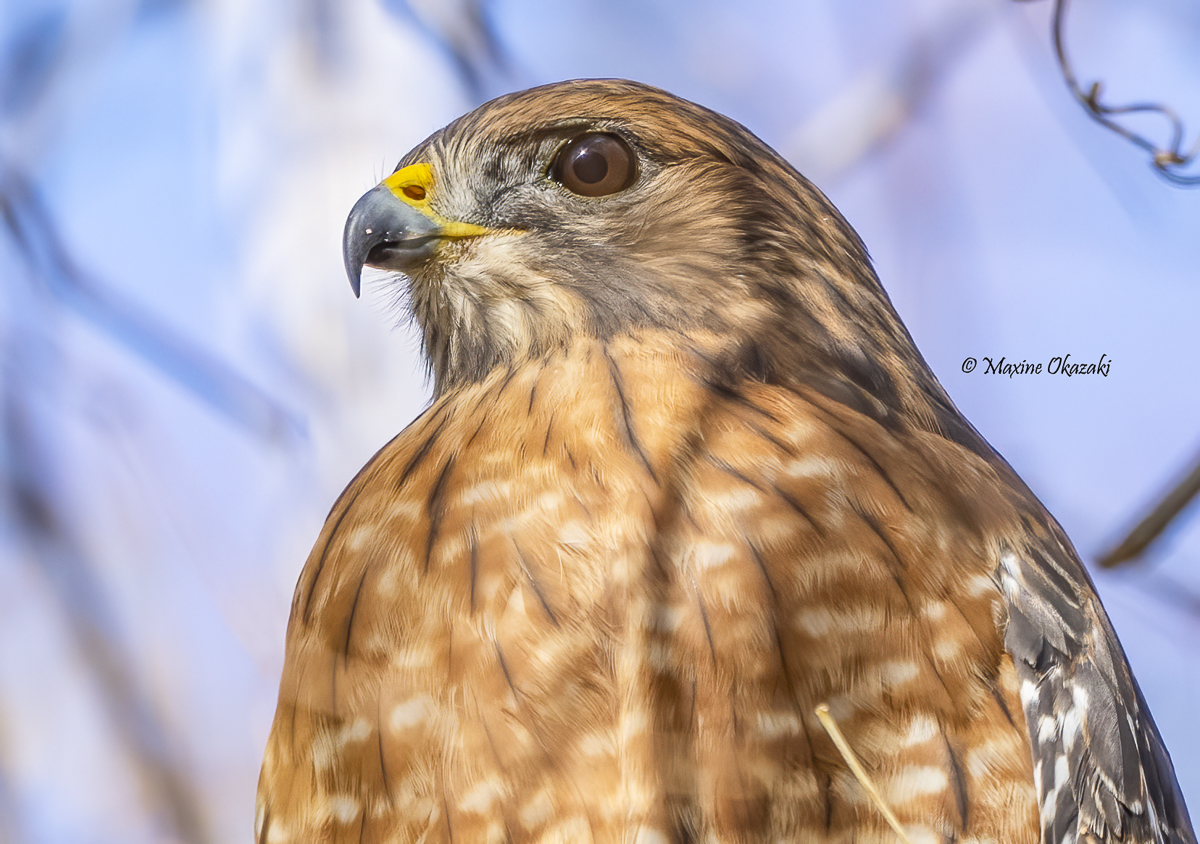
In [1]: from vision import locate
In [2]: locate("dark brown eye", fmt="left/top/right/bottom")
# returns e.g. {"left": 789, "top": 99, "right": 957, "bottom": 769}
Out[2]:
{"left": 551, "top": 133, "right": 636, "bottom": 197}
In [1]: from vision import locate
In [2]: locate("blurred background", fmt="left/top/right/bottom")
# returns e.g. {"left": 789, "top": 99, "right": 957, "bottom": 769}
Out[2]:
{"left": 1, "top": 0, "right": 1198, "bottom": 841}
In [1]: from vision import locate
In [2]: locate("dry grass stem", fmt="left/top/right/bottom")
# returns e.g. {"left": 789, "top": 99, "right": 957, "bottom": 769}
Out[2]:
{"left": 815, "top": 703, "right": 912, "bottom": 844}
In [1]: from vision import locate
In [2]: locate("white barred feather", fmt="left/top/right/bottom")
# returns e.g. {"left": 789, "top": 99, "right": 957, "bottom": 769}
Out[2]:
{"left": 1000, "top": 545, "right": 1195, "bottom": 844}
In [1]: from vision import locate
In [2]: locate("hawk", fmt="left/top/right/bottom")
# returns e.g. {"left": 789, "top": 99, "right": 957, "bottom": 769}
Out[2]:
{"left": 256, "top": 80, "right": 1195, "bottom": 844}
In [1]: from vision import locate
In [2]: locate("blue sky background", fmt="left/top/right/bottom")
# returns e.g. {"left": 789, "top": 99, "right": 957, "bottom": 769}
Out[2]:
{"left": 1, "top": 1, "right": 1198, "bottom": 842}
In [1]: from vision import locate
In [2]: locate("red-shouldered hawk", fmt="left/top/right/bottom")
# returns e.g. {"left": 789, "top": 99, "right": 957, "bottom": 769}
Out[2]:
{"left": 256, "top": 79, "right": 1195, "bottom": 844}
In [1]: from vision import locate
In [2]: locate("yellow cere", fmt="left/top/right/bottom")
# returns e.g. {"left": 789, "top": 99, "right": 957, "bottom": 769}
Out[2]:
{"left": 382, "top": 163, "right": 492, "bottom": 239}
{"left": 383, "top": 163, "right": 435, "bottom": 208}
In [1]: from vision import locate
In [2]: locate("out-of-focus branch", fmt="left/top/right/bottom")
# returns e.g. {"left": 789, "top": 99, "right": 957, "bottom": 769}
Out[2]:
{"left": 1099, "top": 448, "right": 1200, "bottom": 568}
{"left": 0, "top": 0, "right": 140, "bottom": 174}
{"left": 0, "top": 6, "right": 237, "bottom": 842}
{"left": 2, "top": 359, "right": 212, "bottom": 844}
{"left": 386, "top": 0, "right": 515, "bottom": 101}
{"left": 0, "top": 721, "right": 20, "bottom": 844}
{"left": 0, "top": 170, "right": 305, "bottom": 445}
{"left": 785, "top": 2, "right": 993, "bottom": 184}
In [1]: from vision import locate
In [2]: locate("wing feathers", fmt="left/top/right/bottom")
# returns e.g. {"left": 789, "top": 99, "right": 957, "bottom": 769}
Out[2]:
{"left": 1000, "top": 542, "right": 1196, "bottom": 844}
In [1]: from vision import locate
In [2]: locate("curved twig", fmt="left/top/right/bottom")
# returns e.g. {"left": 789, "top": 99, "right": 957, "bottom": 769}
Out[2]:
{"left": 1047, "top": 0, "right": 1200, "bottom": 186}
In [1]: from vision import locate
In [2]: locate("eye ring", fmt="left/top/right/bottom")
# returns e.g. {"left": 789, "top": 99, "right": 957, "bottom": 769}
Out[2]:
{"left": 550, "top": 133, "right": 637, "bottom": 197}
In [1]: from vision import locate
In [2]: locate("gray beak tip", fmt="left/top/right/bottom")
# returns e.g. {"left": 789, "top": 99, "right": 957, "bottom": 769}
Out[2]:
{"left": 342, "top": 185, "right": 444, "bottom": 299}
{"left": 343, "top": 191, "right": 374, "bottom": 299}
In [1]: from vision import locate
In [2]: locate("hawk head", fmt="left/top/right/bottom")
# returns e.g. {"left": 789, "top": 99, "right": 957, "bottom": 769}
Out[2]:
{"left": 344, "top": 79, "right": 981, "bottom": 452}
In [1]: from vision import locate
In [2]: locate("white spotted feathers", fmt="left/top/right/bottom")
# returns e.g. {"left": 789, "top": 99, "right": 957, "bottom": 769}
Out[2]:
{"left": 1000, "top": 542, "right": 1194, "bottom": 844}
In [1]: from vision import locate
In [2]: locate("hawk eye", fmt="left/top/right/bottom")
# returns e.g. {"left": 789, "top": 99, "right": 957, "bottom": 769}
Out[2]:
{"left": 551, "top": 133, "right": 636, "bottom": 197}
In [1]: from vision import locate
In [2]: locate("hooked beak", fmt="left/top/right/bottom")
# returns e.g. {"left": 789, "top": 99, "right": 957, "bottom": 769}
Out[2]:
{"left": 342, "top": 163, "right": 492, "bottom": 298}
{"left": 343, "top": 186, "right": 441, "bottom": 297}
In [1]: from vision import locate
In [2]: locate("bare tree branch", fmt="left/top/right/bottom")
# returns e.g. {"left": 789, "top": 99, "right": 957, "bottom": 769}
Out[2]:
{"left": 1099, "top": 447, "right": 1200, "bottom": 567}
